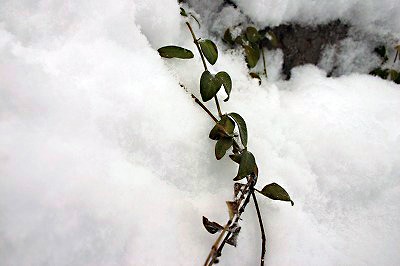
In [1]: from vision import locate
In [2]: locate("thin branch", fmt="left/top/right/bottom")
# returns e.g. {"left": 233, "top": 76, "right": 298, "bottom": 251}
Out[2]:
{"left": 186, "top": 22, "right": 208, "bottom": 71}
{"left": 252, "top": 191, "right": 266, "bottom": 266}
{"left": 260, "top": 44, "right": 267, "bottom": 78}
{"left": 214, "top": 96, "right": 222, "bottom": 117}
{"left": 204, "top": 219, "right": 232, "bottom": 266}
{"left": 191, "top": 94, "right": 219, "bottom": 123}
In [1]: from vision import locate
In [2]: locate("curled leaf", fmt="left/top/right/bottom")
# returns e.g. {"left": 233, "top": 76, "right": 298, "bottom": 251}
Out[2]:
{"left": 202, "top": 216, "right": 224, "bottom": 234}
{"left": 215, "top": 71, "right": 232, "bottom": 101}
{"left": 259, "top": 183, "right": 294, "bottom": 206}
{"left": 158, "top": 46, "right": 194, "bottom": 59}
{"left": 200, "top": 39, "right": 218, "bottom": 65}
{"left": 234, "top": 150, "right": 256, "bottom": 180}
{"left": 215, "top": 137, "right": 233, "bottom": 160}
{"left": 209, "top": 115, "right": 235, "bottom": 140}
{"left": 229, "top": 154, "right": 242, "bottom": 164}
{"left": 228, "top": 113, "right": 248, "bottom": 147}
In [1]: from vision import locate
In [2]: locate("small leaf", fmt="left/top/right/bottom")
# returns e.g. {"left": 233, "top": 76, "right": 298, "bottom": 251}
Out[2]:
{"left": 180, "top": 7, "right": 187, "bottom": 17}
{"left": 369, "top": 68, "right": 389, "bottom": 79}
{"left": 266, "top": 31, "right": 279, "bottom": 48}
{"left": 234, "top": 150, "right": 256, "bottom": 180}
{"left": 215, "top": 137, "right": 233, "bottom": 160}
{"left": 246, "top": 26, "right": 261, "bottom": 43}
{"left": 395, "top": 44, "right": 400, "bottom": 53}
{"left": 390, "top": 69, "right": 399, "bottom": 81}
{"left": 209, "top": 115, "right": 235, "bottom": 140}
{"left": 226, "top": 201, "right": 239, "bottom": 219}
{"left": 259, "top": 183, "right": 294, "bottom": 206}
{"left": 249, "top": 72, "right": 261, "bottom": 85}
{"left": 200, "top": 70, "right": 222, "bottom": 102}
{"left": 223, "top": 28, "right": 234, "bottom": 45}
{"left": 158, "top": 46, "right": 194, "bottom": 59}
{"left": 202, "top": 216, "right": 224, "bottom": 234}
{"left": 374, "top": 45, "right": 386, "bottom": 59}
{"left": 215, "top": 71, "right": 232, "bottom": 102}
{"left": 229, "top": 154, "right": 242, "bottom": 164}
{"left": 200, "top": 39, "right": 218, "bottom": 65}
{"left": 243, "top": 44, "right": 260, "bottom": 68}
{"left": 228, "top": 113, "right": 248, "bottom": 147}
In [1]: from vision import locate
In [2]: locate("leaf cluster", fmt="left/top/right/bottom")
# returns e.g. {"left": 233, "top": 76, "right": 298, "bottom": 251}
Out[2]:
{"left": 370, "top": 45, "right": 400, "bottom": 84}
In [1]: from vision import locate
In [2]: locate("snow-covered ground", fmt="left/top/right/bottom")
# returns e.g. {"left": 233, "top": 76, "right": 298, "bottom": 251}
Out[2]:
{"left": 1, "top": 0, "right": 399, "bottom": 265}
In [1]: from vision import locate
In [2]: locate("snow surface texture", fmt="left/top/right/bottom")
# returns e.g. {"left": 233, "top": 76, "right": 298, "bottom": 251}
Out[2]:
{"left": 1, "top": 0, "right": 400, "bottom": 265}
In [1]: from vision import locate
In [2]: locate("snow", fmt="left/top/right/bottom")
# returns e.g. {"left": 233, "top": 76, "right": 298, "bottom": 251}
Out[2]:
{"left": 1, "top": 0, "right": 399, "bottom": 265}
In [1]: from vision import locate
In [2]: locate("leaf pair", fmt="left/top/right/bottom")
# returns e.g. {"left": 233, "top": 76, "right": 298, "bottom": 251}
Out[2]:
{"left": 200, "top": 71, "right": 232, "bottom": 102}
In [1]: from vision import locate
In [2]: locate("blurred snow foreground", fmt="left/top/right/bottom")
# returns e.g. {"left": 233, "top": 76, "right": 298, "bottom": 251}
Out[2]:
{"left": 0, "top": 0, "right": 400, "bottom": 265}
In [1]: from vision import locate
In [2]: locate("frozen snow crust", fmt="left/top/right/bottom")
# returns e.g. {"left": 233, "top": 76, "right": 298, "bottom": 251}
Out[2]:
{"left": 0, "top": 0, "right": 399, "bottom": 265}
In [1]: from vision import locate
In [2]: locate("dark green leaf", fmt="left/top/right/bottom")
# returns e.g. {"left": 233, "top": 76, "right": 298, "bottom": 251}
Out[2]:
{"left": 179, "top": 7, "right": 187, "bottom": 17}
{"left": 389, "top": 69, "right": 399, "bottom": 81}
{"left": 215, "top": 71, "right": 232, "bottom": 102}
{"left": 267, "top": 31, "right": 279, "bottom": 48}
{"left": 228, "top": 113, "right": 248, "bottom": 147}
{"left": 215, "top": 137, "right": 233, "bottom": 160}
{"left": 234, "top": 36, "right": 244, "bottom": 45}
{"left": 200, "top": 70, "right": 222, "bottom": 102}
{"left": 369, "top": 68, "right": 389, "bottom": 79}
{"left": 209, "top": 115, "right": 235, "bottom": 140}
{"left": 223, "top": 28, "right": 234, "bottom": 45}
{"left": 200, "top": 39, "right": 218, "bottom": 65}
{"left": 234, "top": 150, "right": 256, "bottom": 180}
{"left": 259, "top": 183, "right": 294, "bottom": 206}
{"left": 229, "top": 154, "right": 242, "bottom": 164}
{"left": 249, "top": 72, "right": 261, "bottom": 85}
{"left": 202, "top": 216, "right": 224, "bottom": 234}
{"left": 243, "top": 44, "right": 260, "bottom": 68}
{"left": 158, "top": 45, "right": 194, "bottom": 59}
{"left": 373, "top": 45, "right": 386, "bottom": 59}
{"left": 246, "top": 26, "right": 261, "bottom": 43}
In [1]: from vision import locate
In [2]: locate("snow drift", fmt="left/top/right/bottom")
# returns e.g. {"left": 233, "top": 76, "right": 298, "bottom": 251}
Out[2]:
{"left": 0, "top": 0, "right": 399, "bottom": 265}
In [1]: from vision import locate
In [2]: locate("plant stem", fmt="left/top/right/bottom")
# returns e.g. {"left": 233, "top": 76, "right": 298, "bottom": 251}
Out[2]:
{"left": 214, "top": 96, "right": 222, "bottom": 117}
{"left": 191, "top": 94, "right": 218, "bottom": 123}
{"left": 252, "top": 191, "right": 266, "bottom": 266}
{"left": 186, "top": 22, "right": 208, "bottom": 71}
{"left": 260, "top": 44, "right": 267, "bottom": 78}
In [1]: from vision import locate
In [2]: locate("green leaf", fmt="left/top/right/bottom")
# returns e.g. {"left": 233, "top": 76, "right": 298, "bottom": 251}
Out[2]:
{"left": 223, "top": 28, "right": 234, "bottom": 45}
{"left": 202, "top": 216, "right": 224, "bottom": 234}
{"left": 209, "top": 115, "right": 235, "bottom": 140}
{"left": 215, "top": 137, "right": 233, "bottom": 160}
{"left": 179, "top": 7, "right": 187, "bottom": 17}
{"left": 200, "top": 39, "right": 218, "bottom": 65}
{"left": 259, "top": 183, "right": 294, "bottom": 206}
{"left": 369, "top": 68, "right": 389, "bottom": 79}
{"left": 234, "top": 150, "right": 256, "bottom": 180}
{"left": 229, "top": 154, "right": 242, "bottom": 164}
{"left": 246, "top": 26, "right": 261, "bottom": 43}
{"left": 215, "top": 71, "right": 232, "bottom": 102}
{"left": 243, "top": 44, "right": 260, "bottom": 68}
{"left": 266, "top": 31, "right": 279, "bottom": 48}
{"left": 200, "top": 70, "right": 222, "bottom": 102}
{"left": 249, "top": 72, "right": 261, "bottom": 85}
{"left": 228, "top": 113, "right": 248, "bottom": 147}
{"left": 158, "top": 45, "right": 194, "bottom": 59}
{"left": 390, "top": 69, "right": 399, "bottom": 81}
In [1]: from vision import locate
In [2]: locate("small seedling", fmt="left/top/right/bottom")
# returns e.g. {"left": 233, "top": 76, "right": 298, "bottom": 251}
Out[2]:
{"left": 158, "top": 6, "right": 293, "bottom": 265}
